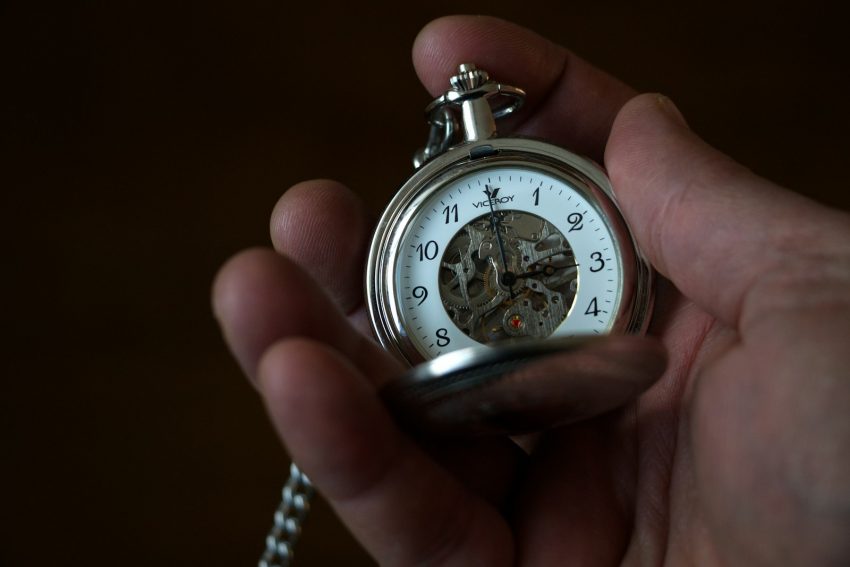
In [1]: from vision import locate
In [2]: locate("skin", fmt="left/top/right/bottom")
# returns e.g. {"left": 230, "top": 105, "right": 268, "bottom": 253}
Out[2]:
{"left": 212, "top": 16, "right": 850, "bottom": 566}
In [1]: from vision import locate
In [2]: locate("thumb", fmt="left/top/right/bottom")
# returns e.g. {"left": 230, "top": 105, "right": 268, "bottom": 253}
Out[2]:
{"left": 605, "top": 93, "right": 850, "bottom": 327}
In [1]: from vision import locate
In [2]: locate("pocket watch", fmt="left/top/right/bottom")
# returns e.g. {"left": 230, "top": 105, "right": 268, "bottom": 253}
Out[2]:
{"left": 367, "top": 64, "right": 656, "bottom": 435}
{"left": 259, "top": 64, "right": 659, "bottom": 567}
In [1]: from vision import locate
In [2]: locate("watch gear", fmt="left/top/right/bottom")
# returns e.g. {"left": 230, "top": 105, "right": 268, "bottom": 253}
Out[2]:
{"left": 438, "top": 211, "right": 578, "bottom": 343}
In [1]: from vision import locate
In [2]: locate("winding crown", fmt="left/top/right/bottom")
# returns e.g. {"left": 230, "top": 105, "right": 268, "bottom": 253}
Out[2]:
{"left": 449, "top": 63, "right": 489, "bottom": 92}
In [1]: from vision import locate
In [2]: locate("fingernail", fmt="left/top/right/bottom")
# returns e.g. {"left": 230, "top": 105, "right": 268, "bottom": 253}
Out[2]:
{"left": 655, "top": 94, "right": 688, "bottom": 128}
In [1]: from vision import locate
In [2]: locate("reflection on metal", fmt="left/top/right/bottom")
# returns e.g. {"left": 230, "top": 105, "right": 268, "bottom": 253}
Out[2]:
{"left": 382, "top": 335, "right": 667, "bottom": 437}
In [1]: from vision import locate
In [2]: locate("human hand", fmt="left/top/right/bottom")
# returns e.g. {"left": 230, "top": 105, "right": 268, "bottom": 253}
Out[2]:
{"left": 213, "top": 16, "right": 850, "bottom": 566}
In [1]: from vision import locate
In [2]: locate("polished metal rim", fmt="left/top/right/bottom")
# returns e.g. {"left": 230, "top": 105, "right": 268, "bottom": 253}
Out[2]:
{"left": 365, "top": 136, "right": 653, "bottom": 367}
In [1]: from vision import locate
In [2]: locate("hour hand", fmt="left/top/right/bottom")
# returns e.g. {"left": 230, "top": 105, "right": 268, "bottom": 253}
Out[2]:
{"left": 515, "top": 263, "right": 578, "bottom": 279}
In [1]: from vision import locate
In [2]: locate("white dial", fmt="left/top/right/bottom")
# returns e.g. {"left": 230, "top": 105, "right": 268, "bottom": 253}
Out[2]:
{"left": 392, "top": 164, "right": 624, "bottom": 359}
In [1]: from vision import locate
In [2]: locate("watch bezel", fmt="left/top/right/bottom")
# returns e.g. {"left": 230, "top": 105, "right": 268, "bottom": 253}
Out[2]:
{"left": 365, "top": 137, "right": 653, "bottom": 367}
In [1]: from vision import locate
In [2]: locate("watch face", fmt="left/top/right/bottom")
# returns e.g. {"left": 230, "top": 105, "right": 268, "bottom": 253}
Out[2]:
{"left": 367, "top": 140, "right": 648, "bottom": 365}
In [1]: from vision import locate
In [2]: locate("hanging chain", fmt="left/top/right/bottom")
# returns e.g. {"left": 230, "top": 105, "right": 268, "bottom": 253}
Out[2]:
{"left": 258, "top": 463, "right": 315, "bottom": 567}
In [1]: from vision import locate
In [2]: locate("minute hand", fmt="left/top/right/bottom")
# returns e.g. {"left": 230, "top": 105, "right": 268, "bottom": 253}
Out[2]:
{"left": 484, "top": 185, "right": 515, "bottom": 299}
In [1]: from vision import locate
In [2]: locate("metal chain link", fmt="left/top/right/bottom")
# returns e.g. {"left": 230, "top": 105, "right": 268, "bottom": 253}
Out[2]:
{"left": 258, "top": 463, "right": 314, "bottom": 567}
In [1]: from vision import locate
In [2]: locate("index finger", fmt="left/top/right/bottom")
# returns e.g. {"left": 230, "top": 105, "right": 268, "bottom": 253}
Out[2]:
{"left": 413, "top": 15, "right": 635, "bottom": 161}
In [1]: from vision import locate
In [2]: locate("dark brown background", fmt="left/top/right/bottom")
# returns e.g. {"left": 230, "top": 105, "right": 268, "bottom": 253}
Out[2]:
{"left": 3, "top": 1, "right": 848, "bottom": 565}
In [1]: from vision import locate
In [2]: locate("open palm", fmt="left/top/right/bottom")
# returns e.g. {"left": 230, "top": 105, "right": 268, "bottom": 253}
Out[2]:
{"left": 214, "top": 16, "right": 850, "bottom": 566}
